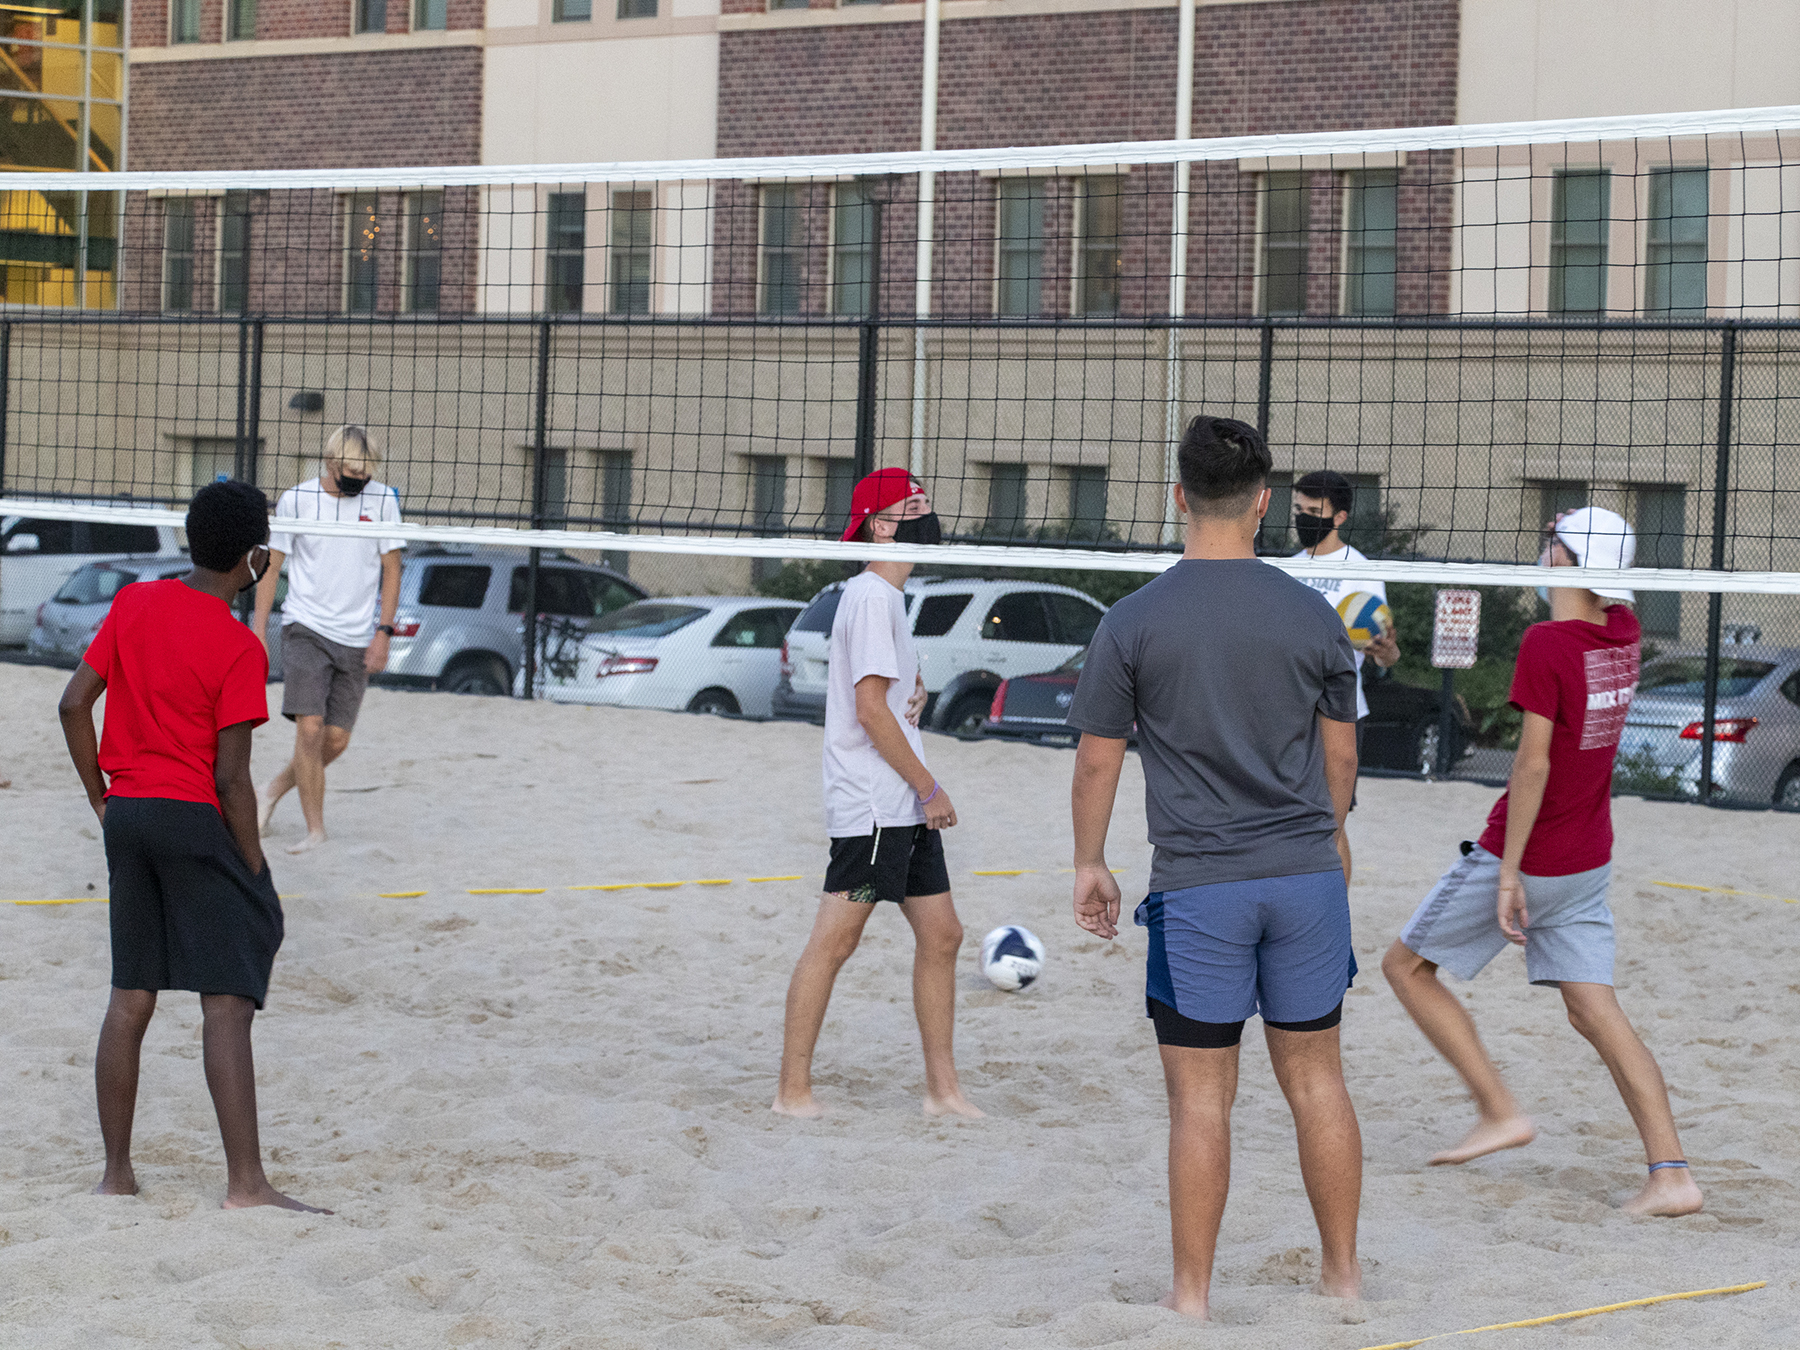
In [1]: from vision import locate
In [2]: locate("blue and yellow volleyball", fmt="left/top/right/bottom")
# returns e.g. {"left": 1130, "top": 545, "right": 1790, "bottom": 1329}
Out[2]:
{"left": 1335, "top": 591, "right": 1394, "bottom": 650}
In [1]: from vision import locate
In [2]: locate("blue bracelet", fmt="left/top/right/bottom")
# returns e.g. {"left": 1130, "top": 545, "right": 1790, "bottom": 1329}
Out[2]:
{"left": 1647, "top": 1160, "right": 1689, "bottom": 1173}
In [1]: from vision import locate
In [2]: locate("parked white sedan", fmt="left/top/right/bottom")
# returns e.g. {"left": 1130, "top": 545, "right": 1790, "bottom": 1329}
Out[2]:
{"left": 529, "top": 596, "right": 804, "bottom": 717}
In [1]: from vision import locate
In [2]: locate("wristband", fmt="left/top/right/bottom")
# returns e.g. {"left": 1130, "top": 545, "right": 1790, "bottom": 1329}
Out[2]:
{"left": 918, "top": 781, "right": 939, "bottom": 806}
{"left": 376, "top": 623, "right": 396, "bottom": 636}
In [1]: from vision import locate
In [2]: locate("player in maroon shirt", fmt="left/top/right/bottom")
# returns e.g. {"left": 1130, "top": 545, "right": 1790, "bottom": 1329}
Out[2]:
{"left": 1382, "top": 508, "right": 1702, "bottom": 1218}
{"left": 59, "top": 480, "right": 328, "bottom": 1214}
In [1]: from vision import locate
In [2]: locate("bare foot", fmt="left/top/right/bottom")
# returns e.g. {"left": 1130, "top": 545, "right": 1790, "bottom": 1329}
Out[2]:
{"left": 1316, "top": 1261, "right": 1363, "bottom": 1301}
{"left": 286, "top": 830, "right": 328, "bottom": 855}
{"left": 1620, "top": 1168, "right": 1703, "bottom": 1217}
{"left": 93, "top": 1168, "right": 138, "bottom": 1196}
{"left": 257, "top": 786, "right": 279, "bottom": 836}
{"left": 1158, "top": 1290, "right": 1210, "bottom": 1321}
{"left": 1428, "top": 1115, "right": 1536, "bottom": 1165}
{"left": 221, "top": 1182, "right": 331, "bottom": 1214}
{"left": 771, "top": 1094, "right": 825, "bottom": 1119}
{"left": 923, "top": 1090, "right": 985, "bottom": 1119}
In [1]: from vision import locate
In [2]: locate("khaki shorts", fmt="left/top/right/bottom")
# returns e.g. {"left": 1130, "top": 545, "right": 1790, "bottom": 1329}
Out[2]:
{"left": 280, "top": 622, "right": 370, "bottom": 731}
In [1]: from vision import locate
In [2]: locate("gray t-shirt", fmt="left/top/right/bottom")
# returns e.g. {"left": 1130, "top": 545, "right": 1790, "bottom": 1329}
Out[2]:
{"left": 1067, "top": 558, "right": 1359, "bottom": 891}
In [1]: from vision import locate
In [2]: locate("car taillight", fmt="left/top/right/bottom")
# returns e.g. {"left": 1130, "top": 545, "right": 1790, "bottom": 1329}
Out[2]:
{"left": 779, "top": 637, "right": 791, "bottom": 678}
{"left": 1679, "top": 717, "right": 1758, "bottom": 743}
{"left": 598, "top": 655, "right": 658, "bottom": 677}
{"left": 988, "top": 680, "right": 1009, "bottom": 723}
{"left": 392, "top": 618, "right": 421, "bottom": 637}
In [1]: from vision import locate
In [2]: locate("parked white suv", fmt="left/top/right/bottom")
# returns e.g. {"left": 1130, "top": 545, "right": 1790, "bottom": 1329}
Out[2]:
{"left": 772, "top": 576, "right": 1107, "bottom": 736}
{"left": 1, "top": 509, "right": 185, "bottom": 647}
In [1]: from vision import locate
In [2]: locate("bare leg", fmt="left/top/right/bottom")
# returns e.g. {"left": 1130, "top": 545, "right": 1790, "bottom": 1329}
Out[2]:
{"left": 772, "top": 895, "right": 878, "bottom": 1117}
{"left": 93, "top": 988, "right": 157, "bottom": 1196}
{"left": 898, "top": 892, "right": 982, "bottom": 1119}
{"left": 1157, "top": 1041, "right": 1239, "bottom": 1321}
{"left": 1265, "top": 1025, "right": 1363, "bottom": 1300}
{"left": 1381, "top": 940, "right": 1536, "bottom": 1164}
{"left": 280, "top": 720, "right": 350, "bottom": 854}
{"left": 201, "top": 994, "right": 329, "bottom": 1213}
{"left": 1559, "top": 982, "right": 1703, "bottom": 1216}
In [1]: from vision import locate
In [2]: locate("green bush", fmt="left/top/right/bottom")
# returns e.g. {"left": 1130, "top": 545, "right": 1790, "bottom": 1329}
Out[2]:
{"left": 752, "top": 558, "right": 859, "bottom": 602}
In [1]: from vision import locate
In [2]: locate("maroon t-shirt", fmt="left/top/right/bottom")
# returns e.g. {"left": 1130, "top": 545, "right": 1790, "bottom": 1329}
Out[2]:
{"left": 84, "top": 579, "right": 269, "bottom": 809}
{"left": 1477, "top": 605, "right": 1640, "bottom": 877}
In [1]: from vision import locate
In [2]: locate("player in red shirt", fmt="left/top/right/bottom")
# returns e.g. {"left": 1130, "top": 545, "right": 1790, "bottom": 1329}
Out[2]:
{"left": 58, "top": 480, "right": 327, "bottom": 1214}
{"left": 1381, "top": 508, "right": 1702, "bottom": 1218}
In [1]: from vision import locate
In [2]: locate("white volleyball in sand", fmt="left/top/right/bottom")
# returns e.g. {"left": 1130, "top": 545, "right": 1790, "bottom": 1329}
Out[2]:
{"left": 980, "top": 925, "right": 1046, "bottom": 992}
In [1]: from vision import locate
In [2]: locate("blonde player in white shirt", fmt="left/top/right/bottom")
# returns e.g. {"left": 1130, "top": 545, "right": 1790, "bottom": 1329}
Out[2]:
{"left": 251, "top": 426, "right": 405, "bottom": 854}
{"left": 1290, "top": 470, "right": 1400, "bottom": 879}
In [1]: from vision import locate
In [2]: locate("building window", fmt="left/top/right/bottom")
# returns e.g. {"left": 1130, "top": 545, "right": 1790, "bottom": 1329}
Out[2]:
{"left": 554, "top": 0, "right": 592, "bottom": 19}
{"left": 1634, "top": 484, "right": 1686, "bottom": 638}
{"left": 1550, "top": 169, "right": 1610, "bottom": 314}
{"left": 1646, "top": 167, "right": 1708, "bottom": 315}
{"left": 404, "top": 190, "right": 443, "bottom": 314}
{"left": 345, "top": 191, "right": 379, "bottom": 313}
{"left": 539, "top": 448, "right": 569, "bottom": 528}
{"left": 172, "top": 0, "right": 200, "bottom": 42}
{"left": 997, "top": 179, "right": 1046, "bottom": 317}
{"left": 1076, "top": 176, "right": 1123, "bottom": 316}
{"left": 986, "top": 463, "right": 1029, "bottom": 537}
{"left": 601, "top": 449, "right": 633, "bottom": 572}
{"left": 618, "top": 0, "right": 657, "bottom": 15}
{"left": 227, "top": 0, "right": 256, "bottom": 40}
{"left": 1258, "top": 171, "right": 1308, "bottom": 316}
{"left": 1065, "top": 466, "right": 1108, "bottom": 539}
{"left": 768, "top": 0, "right": 808, "bottom": 9}
{"left": 1532, "top": 480, "right": 1589, "bottom": 554}
{"left": 415, "top": 0, "right": 447, "bottom": 29}
{"left": 1342, "top": 170, "right": 1397, "bottom": 316}
{"left": 546, "top": 192, "right": 586, "bottom": 314}
{"left": 750, "top": 455, "right": 788, "bottom": 583}
{"left": 220, "top": 191, "right": 250, "bottom": 313}
{"left": 832, "top": 181, "right": 876, "bottom": 315}
{"left": 609, "top": 189, "right": 653, "bottom": 315}
{"left": 823, "top": 459, "right": 856, "bottom": 532}
{"left": 355, "top": 0, "right": 387, "bottom": 33}
{"left": 760, "top": 185, "right": 803, "bottom": 315}
{"left": 191, "top": 438, "right": 238, "bottom": 490}
{"left": 162, "top": 200, "right": 194, "bottom": 313}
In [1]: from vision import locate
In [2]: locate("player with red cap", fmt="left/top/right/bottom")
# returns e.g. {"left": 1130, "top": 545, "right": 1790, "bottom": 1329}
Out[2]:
{"left": 773, "top": 468, "right": 981, "bottom": 1120}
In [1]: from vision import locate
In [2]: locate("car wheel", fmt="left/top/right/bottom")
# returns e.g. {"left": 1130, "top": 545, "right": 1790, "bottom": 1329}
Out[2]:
{"left": 688, "top": 688, "right": 740, "bottom": 717}
{"left": 946, "top": 693, "right": 993, "bottom": 740}
{"left": 1776, "top": 764, "right": 1800, "bottom": 810}
{"left": 441, "top": 657, "right": 510, "bottom": 697}
{"left": 1413, "top": 722, "right": 1442, "bottom": 775}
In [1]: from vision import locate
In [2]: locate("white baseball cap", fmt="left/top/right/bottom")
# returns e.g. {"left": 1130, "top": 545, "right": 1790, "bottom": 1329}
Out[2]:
{"left": 1552, "top": 506, "right": 1636, "bottom": 602}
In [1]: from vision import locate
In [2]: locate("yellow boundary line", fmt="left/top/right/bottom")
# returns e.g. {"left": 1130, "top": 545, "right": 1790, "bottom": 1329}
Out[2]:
{"left": 1358, "top": 1281, "right": 1766, "bottom": 1350}
{"left": 11, "top": 897, "right": 107, "bottom": 906}
{"left": 1653, "top": 880, "right": 1797, "bottom": 904}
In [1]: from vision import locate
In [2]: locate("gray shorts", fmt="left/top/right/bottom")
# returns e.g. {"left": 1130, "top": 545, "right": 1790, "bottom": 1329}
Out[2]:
{"left": 1399, "top": 844, "right": 1615, "bottom": 986}
{"left": 280, "top": 622, "right": 370, "bottom": 731}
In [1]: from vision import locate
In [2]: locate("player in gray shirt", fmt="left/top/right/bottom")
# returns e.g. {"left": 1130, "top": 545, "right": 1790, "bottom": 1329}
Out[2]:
{"left": 1068, "top": 415, "right": 1363, "bottom": 1321}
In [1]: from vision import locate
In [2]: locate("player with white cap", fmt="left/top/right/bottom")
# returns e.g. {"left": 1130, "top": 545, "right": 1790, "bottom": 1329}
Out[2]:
{"left": 1380, "top": 506, "right": 1704, "bottom": 1216}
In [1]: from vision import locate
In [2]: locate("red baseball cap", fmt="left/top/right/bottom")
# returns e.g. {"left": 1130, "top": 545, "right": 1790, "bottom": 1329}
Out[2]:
{"left": 842, "top": 467, "right": 925, "bottom": 542}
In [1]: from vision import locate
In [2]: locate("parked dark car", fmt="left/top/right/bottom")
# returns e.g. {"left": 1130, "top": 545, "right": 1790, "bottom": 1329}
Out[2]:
{"left": 983, "top": 649, "right": 1475, "bottom": 774}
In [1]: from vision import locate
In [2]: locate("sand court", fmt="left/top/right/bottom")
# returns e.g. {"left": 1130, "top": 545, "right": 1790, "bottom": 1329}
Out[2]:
{"left": 1, "top": 660, "right": 1796, "bottom": 1347}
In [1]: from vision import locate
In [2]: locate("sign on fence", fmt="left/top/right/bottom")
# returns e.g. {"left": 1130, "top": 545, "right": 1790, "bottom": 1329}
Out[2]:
{"left": 1431, "top": 589, "right": 1482, "bottom": 669}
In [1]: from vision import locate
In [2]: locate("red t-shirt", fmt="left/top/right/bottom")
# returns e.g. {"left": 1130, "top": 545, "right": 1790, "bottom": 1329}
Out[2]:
{"left": 1478, "top": 605, "right": 1640, "bottom": 876}
{"left": 83, "top": 579, "right": 269, "bottom": 809}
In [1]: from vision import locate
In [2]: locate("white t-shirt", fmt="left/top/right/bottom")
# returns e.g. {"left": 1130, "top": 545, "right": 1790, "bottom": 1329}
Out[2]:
{"left": 822, "top": 571, "right": 928, "bottom": 837}
{"left": 1292, "top": 542, "right": 1385, "bottom": 720}
{"left": 270, "top": 477, "right": 406, "bottom": 649}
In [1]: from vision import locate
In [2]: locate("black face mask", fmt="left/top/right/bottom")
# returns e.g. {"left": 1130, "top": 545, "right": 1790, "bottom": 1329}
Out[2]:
{"left": 1294, "top": 512, "right": 1336, "bottom": 549}
{"left": 336, "top": 473, "right": 371, "bottom": 497}
{"left": 891, "top": 512, "right": 942, "bottom": 546}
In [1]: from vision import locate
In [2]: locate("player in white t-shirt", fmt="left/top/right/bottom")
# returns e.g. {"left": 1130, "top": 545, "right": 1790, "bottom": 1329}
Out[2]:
{"left": 772, "top": 468, "right": 982, "bottom": 1122}
{"left": 1290, "top": 471, "right": 1400, "bottom": 879}
{"left": 250, "top": 426, "right": 406, "bottom": 854}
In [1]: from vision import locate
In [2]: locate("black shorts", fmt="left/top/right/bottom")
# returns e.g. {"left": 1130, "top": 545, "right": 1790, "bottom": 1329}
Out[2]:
{"left": 103, "top": 797, "right": 285, "bottom": 1008}
{"left": 1148, "top": 996, "right": 1343, "bottom": 1048}
{"left": 824, "top": 825, "right": 950, "bottom": 905}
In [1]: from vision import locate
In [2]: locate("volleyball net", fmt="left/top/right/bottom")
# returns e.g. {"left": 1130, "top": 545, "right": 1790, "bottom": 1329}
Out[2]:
{"left": 2, "top": 105, "right": 1799, "bottom": 803}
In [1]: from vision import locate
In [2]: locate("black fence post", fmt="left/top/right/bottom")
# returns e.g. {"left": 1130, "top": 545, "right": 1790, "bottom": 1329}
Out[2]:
{"left": 1255, "top": 319, "right": 1275, "bottom": 442}
{"left": 0, "top": 319, "right": 10, "bottom": 495}
{"left": 523, "top": 317, "right": 553, "bottom": 701}
{"left": 233, "top": 318, "right": 252, "bottom": 483}
{"left": 1699, "top": 323, "right": 1738, "bottom": 801}
{"left": 1436, "top": 668, "right": 1456, "bottom": 777}
{"left": 853, "top": 199, "right": 884, "bottom": 480}
{"left": 243, "top": 319, "right": 265, "bottom": 489}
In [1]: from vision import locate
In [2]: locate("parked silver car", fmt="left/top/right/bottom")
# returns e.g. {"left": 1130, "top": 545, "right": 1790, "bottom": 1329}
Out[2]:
{"left": 27, "top": 555, "right": 194, "bottom": 665}
{"left": 2, "top": 510, "right": 184, "bottom": 646}
{"left": 1616, "top": 646, "right": 1800, "bottom": 807}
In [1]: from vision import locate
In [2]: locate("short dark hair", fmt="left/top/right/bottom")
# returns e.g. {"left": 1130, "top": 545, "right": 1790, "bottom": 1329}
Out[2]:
{"left": 186, "top": 479, "right": 270, "bottom": 572}
{"left": 1177, "top": 415, "right": 1271, "bottom": 518}
{"left": 1294, "top": 469, "right": 1354, "bottom": 518}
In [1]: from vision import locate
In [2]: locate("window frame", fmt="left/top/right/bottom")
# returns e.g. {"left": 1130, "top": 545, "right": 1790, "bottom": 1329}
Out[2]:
{"left": 343, "top": 189, "right": 380, "bottom": 314}
{"left": 1548, "top": 168, "right": 1611, "bottom": 315}
{"left": 1256, "top": 170, "right": 1309, "bottom": 316}
{"left": 553, "top": 0, "right": 593, "bottom": 20}
{"left": 617, "top": 0, "right": 658, "bottom": 15}
{"left": 402, "top": 188, "right": 444, "bottom": 314}
{"left": 1074, "top": 175, "right": 1124, "bottom": 317}
{"left": 758, "top": 184, "right": 804, "bottom": 316}
{"left": 995, "top": 177, "right": 1047, "bottom": 317}
{"left": 545, "top": 189, "right": 587, "bottom": 315}
{"left": 1340, "top": 169, "right": 1398, "bottom": 316}
{"left": 830, "top": 180, "right": 876, "bottom": 316}
{"left": 162, "top": 198, "right": 195, "bottom": 313}
{"left": 1644, "top": 165, "right": 1709, "bottom": 316}
{"left": 170, "top": 0, "right": 202, "bottom": 43}
{"left": 226, "top": 0, "right": 256, "bottom": 41}
{"left": 413, "top": 0, "right": 449, "bottom": 30}
{"left": 608, "top": 187, "right": 654, "bottom": 315}
{"left": 218, "top": 190, "right": 250, "bottom": 314}
{"left": 985, "top": 462, "right": 1030, "bottom": 539}
{"left": 354, "top": 0, "right": 389, "bottom": 35}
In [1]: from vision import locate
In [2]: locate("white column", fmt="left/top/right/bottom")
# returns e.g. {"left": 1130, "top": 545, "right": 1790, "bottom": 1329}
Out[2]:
{"left": 910, "top": 0, "right": 941, "bottom": 477}
{"left": 1161, "top": 0, "right": 1196, "bottom": 544}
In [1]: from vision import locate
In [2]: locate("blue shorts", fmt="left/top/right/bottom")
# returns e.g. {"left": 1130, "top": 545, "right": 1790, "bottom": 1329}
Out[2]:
{"left": 1136, "top": 869, "right": 1356, "bottom": 1027}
